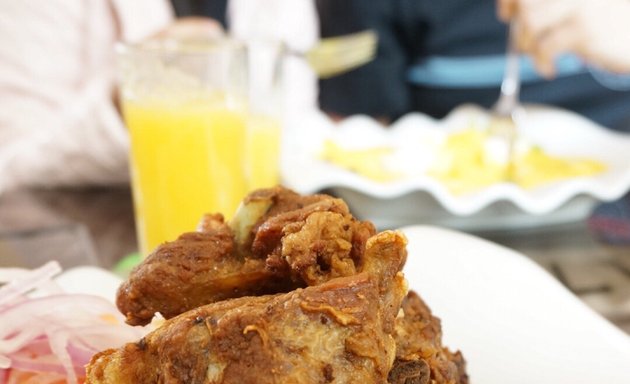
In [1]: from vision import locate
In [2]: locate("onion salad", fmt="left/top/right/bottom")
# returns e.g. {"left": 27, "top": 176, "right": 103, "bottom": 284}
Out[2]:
{"left": 0, "top": 262, "right": 149, "bottom": 384}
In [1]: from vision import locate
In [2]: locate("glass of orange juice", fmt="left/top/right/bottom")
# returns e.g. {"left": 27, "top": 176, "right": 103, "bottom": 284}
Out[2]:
{"left": 118, "top": 38, "right": 253, "bottom": 256}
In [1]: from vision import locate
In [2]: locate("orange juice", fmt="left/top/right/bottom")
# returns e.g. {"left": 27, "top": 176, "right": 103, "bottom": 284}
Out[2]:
{"left": 124, "top": 98, "right": 247, "bottom": 255}
{"left": 245, "top": 115, "right": 282, "bottom": 190}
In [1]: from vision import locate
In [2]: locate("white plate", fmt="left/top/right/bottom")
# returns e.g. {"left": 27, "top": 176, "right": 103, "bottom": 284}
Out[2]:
{"left": 54, "top": 227, "right": 630, "bottom": 382}
{"left": 401, "top": 225, "right": 630, "bottom": 384}
{"left": 281, "top": 105, "right": 630, "bottom": 230}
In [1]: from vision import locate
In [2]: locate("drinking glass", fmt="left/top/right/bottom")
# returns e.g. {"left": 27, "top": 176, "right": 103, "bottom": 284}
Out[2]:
{"left": 118, "top": 38, "right": 265, "bottom": 256}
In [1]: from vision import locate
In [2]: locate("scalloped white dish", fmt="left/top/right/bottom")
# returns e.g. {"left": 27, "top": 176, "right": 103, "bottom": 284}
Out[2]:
{"left": 281, "top": 105, "right": 630, "bottom": 229}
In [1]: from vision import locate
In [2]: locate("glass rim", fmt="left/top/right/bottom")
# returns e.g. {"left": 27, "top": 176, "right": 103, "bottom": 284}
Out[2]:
{"left": 115, "top": 37, "right": 246, "bottom": 58}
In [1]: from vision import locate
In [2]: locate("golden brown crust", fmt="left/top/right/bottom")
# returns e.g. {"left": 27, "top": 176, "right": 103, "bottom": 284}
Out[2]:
{"left": 116, "top": 216, "right": 292, "bottom": 326}
{"left": 116, "top": 187, "right": 376, "bottom": 326}
{"left": 388, "top": 358, "right": 431, "bottom": 384}
{"left": 100, "top": 187, "right": 468, "bottom": 384}
{"left": 88, "top": 274, "right": 406, "bottom": 383}
{"left": 394, "top": 291, "right": 469, "bottom": 384}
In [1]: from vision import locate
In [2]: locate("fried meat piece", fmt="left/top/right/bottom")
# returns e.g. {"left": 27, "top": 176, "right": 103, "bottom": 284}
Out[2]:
{"left": 392, "top": 291, "right": 469, "bottom": 384}
{"left": 117, "top": 187, "right": 376, "bottom": 326}
{"left": 87, "top": 231, "right": 407, "bottom": 384}
{"left": 116, "top": 213, "right": 294, "bottom": 325}
{"left": 111, "top": 187, "right": 468, "bottom": 384}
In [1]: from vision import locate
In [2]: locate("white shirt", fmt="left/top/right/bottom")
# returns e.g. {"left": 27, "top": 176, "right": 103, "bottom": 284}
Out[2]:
{"left": 0, "top": 0, "right": 172, "bottom": 191}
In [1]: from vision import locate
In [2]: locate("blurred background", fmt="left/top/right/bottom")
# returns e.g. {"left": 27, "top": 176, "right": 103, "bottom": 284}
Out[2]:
{"left": 1, "top": 0, "right": 630, "bottom": 333}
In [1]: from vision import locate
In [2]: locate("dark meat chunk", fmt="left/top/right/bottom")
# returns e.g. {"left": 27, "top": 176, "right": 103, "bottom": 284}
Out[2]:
{"left": 388, "top": 359, "right": 431, "bottom": 384}
{"left": 394, "top": 291, "right": 469, "bottom": 384}
{"left": 117, "top": 186, "right": 376, "bottom": 326}
{"left": 110, "top": 186, "right": 468, "bottom": 384}
{"left": 116, "top": 214, "right": 293, "bottom": 326}
{"left": 251, "top": 194, "right": 352, "bottom": 257}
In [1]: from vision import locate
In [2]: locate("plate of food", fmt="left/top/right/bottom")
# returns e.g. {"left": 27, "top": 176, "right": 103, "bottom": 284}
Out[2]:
{"left": 281, "top": 104, "right": 630, "bottom": 230}
{"left": 2, "top": 187, "right": 629, "bottom": 383}
{"left": 1, "top": 187, "right": 467, "bottom": 383}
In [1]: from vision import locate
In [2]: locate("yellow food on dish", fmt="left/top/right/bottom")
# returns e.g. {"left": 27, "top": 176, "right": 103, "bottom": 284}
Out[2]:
{"left": 429, "top": 128, "right": 607, "bottom": 194}
{"left": 514, "top": 146, "right": 606, "bottom": 189}
{"left": 427, "top": 128, "right": 506, "bottom": 194}
{"left": 320, "top": 127, "right": 606, "bottom": 194}
{"left": 320, "top": 140, "right": 403, "bottom": 182}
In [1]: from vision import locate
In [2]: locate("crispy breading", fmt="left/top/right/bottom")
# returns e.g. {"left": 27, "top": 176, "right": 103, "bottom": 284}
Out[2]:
{"left": 87, "top": 231, "right": 407, "bottom": 384}
{"left": 102, "top": 187, "right": 467, "bottom": 384}
{"left": 117, "top": 187, "right": 376, "bottom": 326}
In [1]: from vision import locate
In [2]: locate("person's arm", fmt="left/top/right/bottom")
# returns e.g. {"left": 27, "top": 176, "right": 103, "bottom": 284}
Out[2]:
{"left": 315, "top": 0, "right": 410, "bottom": 122}
{"left": 497, "top": 0, "right": 630, "bottom": 77}
{"left": 0, "top": 0, "right": 172, "bottom": 191}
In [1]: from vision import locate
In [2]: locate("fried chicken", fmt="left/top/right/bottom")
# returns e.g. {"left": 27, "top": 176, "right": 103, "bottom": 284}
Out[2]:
{"left": 86, "top": 231, "right": 408, "bottom": 384}
{"left": 115, "top": 213, "right": 295, "bottom": 325}
{"left": 391, "top": 291, "right": 468, "bottom": 384}
{"left": 117, "top": 187, "right": 376, "bottom": 326}
{"left": 104, "top": 186, "right": 468, "bottom": 384}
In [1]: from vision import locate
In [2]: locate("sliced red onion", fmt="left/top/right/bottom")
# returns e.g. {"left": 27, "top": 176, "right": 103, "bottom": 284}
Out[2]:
{"left": 0, "top": 294, "right": 122, "bottom": 344}
{"left": 0, "top": 327, "right": 41, "bottom": 355}
{"left": 68, "top": 324, "right": 147, "bottom": 353}
{"left": 0, "top": 265, "right": 152, "bottom": 384}
{"left": 0, "top": 261, "right": 62, "bottom": 307}
{"left": 8, "top": 352, "right": 70, "bottom": 375}
{"left": 4, "top": 339, "right": 90, "bottom": 376}
{"left": 47, "top": 325, "right": 79, "bottom": 384}
{"left": 66, "top": 342, "right": 97, "bottom": 367}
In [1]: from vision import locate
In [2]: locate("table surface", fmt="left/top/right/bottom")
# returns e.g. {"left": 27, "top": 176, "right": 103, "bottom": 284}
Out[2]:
{"left": 1, "top": 186, "right": 629, "bottom": 334}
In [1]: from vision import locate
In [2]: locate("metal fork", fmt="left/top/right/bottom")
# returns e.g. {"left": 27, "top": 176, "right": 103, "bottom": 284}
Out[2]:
{"left": 295, "top": 30, "right": 378, "bottom": 79}
{"left": 490, "top": 22, "right": 522, "bottom": 180}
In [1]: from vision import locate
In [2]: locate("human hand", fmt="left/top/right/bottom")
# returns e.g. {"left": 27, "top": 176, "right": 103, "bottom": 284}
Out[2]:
{"left": 497, "top": 0, "right": 630, "bottom": 77}
{"left": 152, "top": 17, "right": 224, "bottom": 41}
